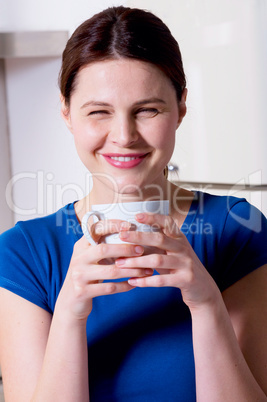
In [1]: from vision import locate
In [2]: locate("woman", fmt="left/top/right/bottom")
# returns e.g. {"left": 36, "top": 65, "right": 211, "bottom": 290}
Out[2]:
{"left": 0, "top": 6, "right": 267, "bottom": 401}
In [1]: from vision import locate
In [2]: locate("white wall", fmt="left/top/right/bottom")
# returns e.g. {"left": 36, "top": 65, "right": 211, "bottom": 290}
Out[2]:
{"left": 0, "top": 60, "right": 13, "bottom": 232}
{"left": 127, "top": 0, "right": 267, "bottom": 215}
{"left": 0, "top": 0, "right": 126, "bottom": 227}
{"left": 128, "top": 0, "right": 267, "bottom": 185}
{"left": 5, "top": 57, "right": 84, "bottom": 220}
{"left": 0, "top": 0, "right": 266, "bottom": 228}
{"left": 0, "top": 0, "right": 125, "bottom": 32}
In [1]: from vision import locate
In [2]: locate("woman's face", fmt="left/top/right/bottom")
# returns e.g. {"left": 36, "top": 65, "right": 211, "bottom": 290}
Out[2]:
{"left": 61, "top": 58, "right": 186, "bottom": 197}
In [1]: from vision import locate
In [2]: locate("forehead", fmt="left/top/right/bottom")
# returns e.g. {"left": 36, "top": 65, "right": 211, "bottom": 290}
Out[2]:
{"left": 72, "top": 58, "right": 176, "bottom": 103}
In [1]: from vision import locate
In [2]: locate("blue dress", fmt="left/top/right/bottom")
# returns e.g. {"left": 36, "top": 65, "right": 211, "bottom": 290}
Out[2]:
{"left": 0, "top": 191, "right": 267, "bottom": 401}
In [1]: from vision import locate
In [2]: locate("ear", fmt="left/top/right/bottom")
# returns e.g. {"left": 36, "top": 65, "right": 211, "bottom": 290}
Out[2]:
{"left": 176, "top": 88, "right": 187, "bottom": 129}
{"left": 60, "top": 94, "right": 73, "bottom": 132}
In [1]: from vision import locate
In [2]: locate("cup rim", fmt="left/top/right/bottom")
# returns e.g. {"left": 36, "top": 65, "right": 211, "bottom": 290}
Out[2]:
{"left": 91, "top": 199, "right": 169, "bottom": 213}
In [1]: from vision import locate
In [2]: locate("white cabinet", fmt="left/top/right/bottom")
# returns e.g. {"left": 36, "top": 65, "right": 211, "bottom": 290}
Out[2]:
{"left": 130, "top": 0, "right": 267, "bottom": 216}
{"left": 171, "top": 2, "right": 267, "bottom": 186}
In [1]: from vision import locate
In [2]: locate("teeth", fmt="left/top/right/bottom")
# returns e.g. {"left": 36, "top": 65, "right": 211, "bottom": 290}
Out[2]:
{"left": 110, "top": 156, "right": 138, "bottom": 161}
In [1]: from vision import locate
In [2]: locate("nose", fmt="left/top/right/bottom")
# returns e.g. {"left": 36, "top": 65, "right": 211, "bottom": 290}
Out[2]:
{"left": 109, "top": 114, "right": 139, "bottom": 147}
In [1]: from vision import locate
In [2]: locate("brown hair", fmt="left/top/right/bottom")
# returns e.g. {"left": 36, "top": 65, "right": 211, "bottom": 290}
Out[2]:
{"left": 59, "top": 6, "right": 186, "bottom": 106}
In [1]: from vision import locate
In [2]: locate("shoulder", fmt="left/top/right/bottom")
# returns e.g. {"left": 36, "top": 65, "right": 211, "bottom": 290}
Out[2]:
{"left": 0, "top": 202, "right": 81, "bottom": 312}
{"left": 195, "top": 190, "right": 254, "bottom": 216}
{"left": 195, "top": 190, "right": 267, "bottom": 254}
{"left": 189, "top": 191, "right": 267, "bottom": 290}
{"left": 0, "top": 201, "right": 82, "bottom": 276}
{"left": 0, "top": 202, "right": 81, "bottom": 246}
{"left": 194, "top": 191, "right": 266, "bottom": 235}
{"left": 16, "top": 201, "right": 81, "bottom": 238}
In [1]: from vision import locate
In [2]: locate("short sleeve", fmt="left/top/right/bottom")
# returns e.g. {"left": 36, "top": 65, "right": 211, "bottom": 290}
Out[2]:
{"left": 218, "top": 199, "right": 267, "bottom": 291}
{"left": 0, "top": 224, "right": 52, "bottom": 313}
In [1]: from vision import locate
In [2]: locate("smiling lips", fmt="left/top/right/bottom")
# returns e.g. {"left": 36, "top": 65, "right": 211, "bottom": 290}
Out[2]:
{"left": 101, "top": 153, "right": 148, "bottom": 168}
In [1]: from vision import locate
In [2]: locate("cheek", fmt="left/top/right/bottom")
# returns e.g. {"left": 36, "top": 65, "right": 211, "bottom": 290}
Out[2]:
{"left": 72, "top": 121, "right": 105, "bottom": 151}
{"left": 144, "top": 118, "right": 177, "bottom": 149}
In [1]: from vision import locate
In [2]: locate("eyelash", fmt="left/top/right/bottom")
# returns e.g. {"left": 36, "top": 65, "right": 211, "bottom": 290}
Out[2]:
{"left": 88, "top": 108, "right": 159, "bottom": 117}
{"left": 88, "top": 110, "right": 109, "bottom": 116}
{"left": 136, "top": 108, "right": 159, "bottom": 115}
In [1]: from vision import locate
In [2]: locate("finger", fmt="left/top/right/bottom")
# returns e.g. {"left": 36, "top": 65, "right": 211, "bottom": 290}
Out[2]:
{"left": 116, "top": 254, "right": 178, "bottom": 270}
{"left": 92, "top": 219, "right": 131, "bottom": 239}
{"left": 82, "top": 219, "right": 131, "bottom": 245}
{"left": 135, "top": 213, "right": 180, "bottom": 238}
{"left": 86, "top": 242, "right": 145, "bottom": 264}
{"left": 128, "top": 273, "right": 175, "bottom": 288}
{"left": 78, "top": 263, "right": 154, "bottom": 282}
{"left": 77, "top": 280, "right": 136, "bottom": 299}
{"left": 73, "top": 235, "right": 92, "bottom": 251}
{"left": 119, "top": 230, "right": 183, "bottom": 252}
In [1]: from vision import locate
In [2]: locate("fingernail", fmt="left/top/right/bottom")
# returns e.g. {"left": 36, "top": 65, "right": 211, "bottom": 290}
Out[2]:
{"left": 145, "top": 268, "right": 153, "bottom": 275}
{"left": 128, "top": 278, "right": 137, "bottom": 286}
{"left": 95, "top": 225, "right": 102, "bottom": 235}
{"left": 116, "top": 259, "right": 125, "bottom": 266}
{"left": 136, "top": 213, "right": 145, "bottom": 221}
{"left": 120, "top": 221, "right": 130, "bottom": 230}
{"left": 120, "top": 231, "right": 128, "bottom": 239}
{"left": 135, "top": 246, "right": 143, "bottom": 254}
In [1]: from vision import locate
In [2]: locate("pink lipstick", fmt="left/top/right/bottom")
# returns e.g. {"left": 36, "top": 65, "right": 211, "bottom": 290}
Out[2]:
{"left": 101, "top": 153, "right": 148, "bottom": 168}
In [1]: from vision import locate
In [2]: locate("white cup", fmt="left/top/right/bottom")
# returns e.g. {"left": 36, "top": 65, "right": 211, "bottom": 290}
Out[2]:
{"left": 81, "top": 200, "right": 169, "bottom": 245}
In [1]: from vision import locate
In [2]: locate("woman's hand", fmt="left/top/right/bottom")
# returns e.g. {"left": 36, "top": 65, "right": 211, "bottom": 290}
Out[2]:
{"left": 56, "top": 219, "right": 153, "bottom": 321}
{"left": 116, "top": 213, "right": 221, "bottom": 311}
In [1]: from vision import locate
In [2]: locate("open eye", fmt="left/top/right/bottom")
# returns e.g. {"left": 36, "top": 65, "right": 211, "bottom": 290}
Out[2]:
{"left": 136, "top": 108, "right": 159, "bottom": 117}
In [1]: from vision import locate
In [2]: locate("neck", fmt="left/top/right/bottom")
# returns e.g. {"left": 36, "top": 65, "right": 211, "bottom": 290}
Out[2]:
{"left": 90, "top": 175, "right": 172, "bottom": 205}
{"left": 74, "top": 177, "right": 194, "bottom": 227}
{"left": 75, "top": 174, "right": 170, "bottom": 219}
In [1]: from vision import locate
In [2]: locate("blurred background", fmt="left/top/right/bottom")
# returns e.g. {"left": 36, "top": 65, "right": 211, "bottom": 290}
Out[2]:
{"left": 0, "top": 1, "right": 266, "bottom": 396}
{"left": 0, "top": 0, "right": 267, "bottom": 234}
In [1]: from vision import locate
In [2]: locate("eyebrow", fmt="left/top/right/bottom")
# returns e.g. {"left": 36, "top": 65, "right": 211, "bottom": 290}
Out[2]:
{"left": 81, "top": 101, "right": 110, "bottom": 109}
{"left": 80, "top": 98, "right": 167, "bottom": 109}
